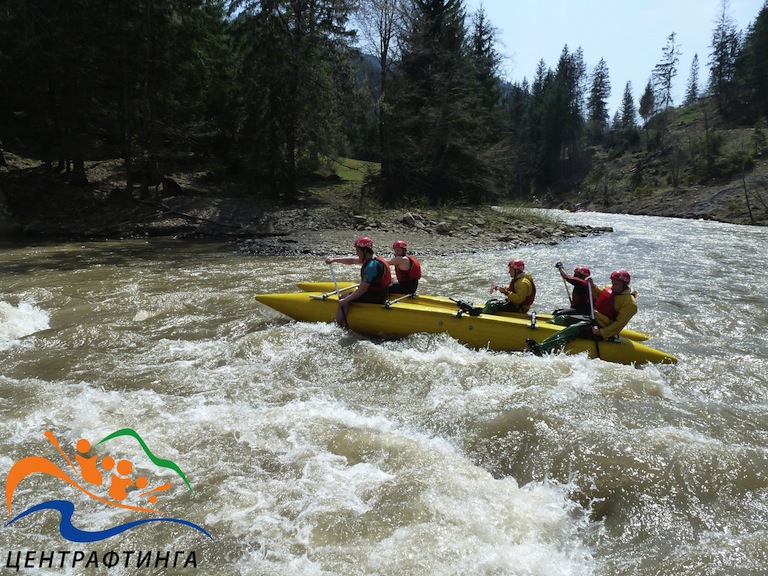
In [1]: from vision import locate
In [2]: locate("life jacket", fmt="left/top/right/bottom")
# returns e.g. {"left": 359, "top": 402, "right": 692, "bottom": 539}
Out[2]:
{"left": 395, "top": 255, "right": 422, "bottom": 282}
{"left": 361, "top": 255, "right": 392, "bottom": 292}
{"left": 594, "top": 286, "right": 617, "bottom": 320}
{"left": 523, "top": 279, "right": 536, "bottom": 307}
{"left": 508, "top": 274, "right": 536, "bottom": 307}
{"left": 568, "top": 277, "right": 590, "bottom": 306}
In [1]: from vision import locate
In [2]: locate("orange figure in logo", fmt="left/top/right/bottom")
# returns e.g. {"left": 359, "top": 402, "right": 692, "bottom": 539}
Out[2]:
{"left": 101, "top": 456, "right": 135, "bottom": 501}
{"left": 74, "top": 438, "right": 103, "bottom": 486}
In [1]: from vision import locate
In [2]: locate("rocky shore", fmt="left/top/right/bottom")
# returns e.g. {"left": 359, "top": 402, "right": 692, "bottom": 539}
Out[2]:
{"left": 0, "top": 185, "right": 607, "bottom": 256}
{"left": 0, "top": 158, "right": 610, "bottom": 256}
{"left": 235, "top": 204, "right": 610, "bottom": 257}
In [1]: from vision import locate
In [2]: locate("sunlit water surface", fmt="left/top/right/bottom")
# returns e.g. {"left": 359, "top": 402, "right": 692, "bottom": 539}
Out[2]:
{"left": 1, "top": 211, "right": 767, "bottom": 575}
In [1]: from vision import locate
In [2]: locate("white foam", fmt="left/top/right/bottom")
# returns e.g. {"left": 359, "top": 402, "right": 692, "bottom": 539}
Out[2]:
{"left": 179, "top": 398, "right": 597, "bottom": 575}
{"left": 0, "top": 301, "right": 50, "bottom": 349}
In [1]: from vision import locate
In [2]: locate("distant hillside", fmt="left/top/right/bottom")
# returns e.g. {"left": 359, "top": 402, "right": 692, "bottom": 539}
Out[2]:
{"left": 543, "top": 103, "right": 768, "bottom": 227}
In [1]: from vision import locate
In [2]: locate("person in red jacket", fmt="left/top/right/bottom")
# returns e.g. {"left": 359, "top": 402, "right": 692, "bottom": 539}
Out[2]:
{"left": 388, "top": 240, "right": 422, "bottom": 294}
{"left": 325, "top": 236, "right": 391, "bottom": 326}
{"left": 527, "top": 269, "right": 637, "bottom": 356}
{"left": 552, "top": 262, "right": 592, "bottom": 317}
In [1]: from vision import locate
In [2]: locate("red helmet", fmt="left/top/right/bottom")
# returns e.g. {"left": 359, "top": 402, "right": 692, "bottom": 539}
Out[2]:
{"left": 610, "top": 269, "right": 631, "bottom": 284}
{"left": 354, "top": 236, "right": 373, "bottom": 250}
{"left": 392, "top": 240, "right": 407, "bottom": 250}
{"left": 508, "top": 259, "right": 525, "bottom": 271}
{"left": 574, "top": 266, "right": 591, "bottom": 278}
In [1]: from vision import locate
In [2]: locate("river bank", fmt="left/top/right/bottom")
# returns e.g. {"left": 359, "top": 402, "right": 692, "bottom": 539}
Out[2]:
{"left": 0, "top": 157, "right": 608, "bottom": 256}
{"left": 3, "top": 151, "right": 765, "bottom": 256}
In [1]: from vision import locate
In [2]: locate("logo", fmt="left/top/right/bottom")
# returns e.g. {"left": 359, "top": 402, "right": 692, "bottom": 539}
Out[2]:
{"left": 4, "top": 428, "right": 213, "bottom": 543}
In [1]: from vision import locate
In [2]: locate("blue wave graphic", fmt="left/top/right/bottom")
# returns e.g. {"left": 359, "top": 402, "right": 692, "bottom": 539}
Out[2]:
{"left": 6, "top": 500, "right": 214, "bottom": 543}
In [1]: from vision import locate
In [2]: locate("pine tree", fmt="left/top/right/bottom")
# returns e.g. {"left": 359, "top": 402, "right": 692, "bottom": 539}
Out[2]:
{"left": 502, "top": 79, "right": 533, "bottom": 197}
{"left": 554, "top": 46, "right": 587, "bottom": 179}
{"left": 470, "top": 8, "right": 502, "bottom": 109}
{"left": 639, "top": 80, "right": 655, "bottom": 133}
{"left": 619, "top": 81, "right": 637, "bottom": 130}
{"left": 733, "top": 1, "right": 768, "bottom": 120}
{"left": 231, "top": 0, "right": 359, "bottom": 199}
{"left": 388, "top": 0, "right": 496, "bottom": 204}
{"left": 528, "top": 60, "right": 555, "bottom": 187}
{"left": 0, "top": 0, "right": 235, "bottom": 191}
{"left": 525, "top": 46, "right": 588, "bottom": 188}
{"left": 586, "top": 58, "right": 611, "bottom": 143}
{"left": 653, "top": 32, "right": 681, "bottom": 112}
{"left": 684, "top": 54, "right": 701, "bottom": 105}
{"left": 708, "top": 0, "right": 741, "bottom": 115}
{"left": 466, "top": 7, "right": 511, "bottom": 199}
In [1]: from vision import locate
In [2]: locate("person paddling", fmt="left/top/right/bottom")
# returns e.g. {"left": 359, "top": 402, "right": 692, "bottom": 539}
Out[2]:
{"left": 527, "top": 269, "right": 637, "bottom": 356}
{"left": 552, "top": 262, "right": 592, "bottom": 317}
{"left": 325, "top": 237, "right": 391, "bottom": 326}
{"left": 388, "top": 240, "right": 422, "bottom": 295}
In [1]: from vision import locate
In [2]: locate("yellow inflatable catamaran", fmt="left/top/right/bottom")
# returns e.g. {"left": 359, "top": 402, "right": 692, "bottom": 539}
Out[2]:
{"left": 255, "top": 282, "right": 676, "bottom": 366}
{"left": 296, "top": 282, "right": 651, "bottom": 341}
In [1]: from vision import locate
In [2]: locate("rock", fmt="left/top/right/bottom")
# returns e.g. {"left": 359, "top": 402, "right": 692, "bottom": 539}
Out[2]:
{"left": 22, "top": 220, "right": 54, "bottom": 236}
{"left": 0, "top": 191, "right": 20, "bottom": 235}
{"left": 436, "top": 221, "right": 451, "bottom": 235}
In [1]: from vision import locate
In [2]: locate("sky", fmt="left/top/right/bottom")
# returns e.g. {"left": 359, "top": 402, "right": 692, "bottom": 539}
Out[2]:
{"left": 463, "top": 0, "right": 763, "bottom": 117}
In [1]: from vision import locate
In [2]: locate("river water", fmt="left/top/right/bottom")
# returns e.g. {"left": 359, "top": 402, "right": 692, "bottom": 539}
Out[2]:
{"left": 1, "top": 211, "right": 767, "bottom": 575}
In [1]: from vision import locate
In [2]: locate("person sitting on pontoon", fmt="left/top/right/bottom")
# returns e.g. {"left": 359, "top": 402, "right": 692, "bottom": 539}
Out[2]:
{"left": 483, "top": 259, "right": 536, "bottom": 315}
{"left": 325, "top": 236, "right": 391, "bottom": 326}
{"left": 527, "top": 269, "right": 637, "bottom": 356}
{"left": 552, "top": 262, "right": 592, "bottom": 318}
{"left": 388, "top": 240, "right": 422, "bottom": 295}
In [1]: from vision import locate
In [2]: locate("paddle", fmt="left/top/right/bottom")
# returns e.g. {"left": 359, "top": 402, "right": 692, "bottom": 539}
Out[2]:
{"left": 329, "top": 263, "right": 342, "bottom": 296}
{"left": 556, "top": 262, "right": 572, "bottom": 305}
{"left": 329, "top": 263, "right": 348, "bottom": 328}
{"left": 561, "top": 276, "right": 572, "bottom": 305}
{"left": 587, "top": 277, "right": 600, "bottom": 359}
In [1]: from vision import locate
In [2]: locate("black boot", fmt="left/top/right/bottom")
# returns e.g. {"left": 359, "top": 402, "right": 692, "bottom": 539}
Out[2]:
{"left": 526, "top": 339, "right": 542, "bottom": 356}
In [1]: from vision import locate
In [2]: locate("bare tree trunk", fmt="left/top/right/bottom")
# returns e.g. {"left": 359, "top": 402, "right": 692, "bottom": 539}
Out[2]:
{"left": 71, "top": 154, "right": 89, "bottom": 186}
{"left": 742, "top": 167, "right": 754, "bottom": 225}
{"left": 120, "top": 0, "right": 135, "bottom": 195}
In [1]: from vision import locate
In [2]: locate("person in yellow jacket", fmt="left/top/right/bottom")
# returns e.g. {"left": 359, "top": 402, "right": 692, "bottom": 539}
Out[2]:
{"left": 484, "top": 259, "right": 536, "bottom": 314}
{"left": 589, "top": 269, "right": 637, "bottom": 339}
{"left": 527, "top": 269, "right": 637, "bottom": 356}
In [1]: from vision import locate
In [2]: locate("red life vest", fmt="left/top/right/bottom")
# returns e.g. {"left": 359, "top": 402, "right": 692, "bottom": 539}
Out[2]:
{"left": 568, "top": 277, "right": 590, "bottom": 306}
{"left": 395, "top": 255, "right": 422, "bottom": 282}
{"left": 523, "top": 279, "right": 536, "bottom": 307}
{"left": 361, "top": 255, "right": 392, "bottom": 292}
{"left": 594, "top": 287, "right": 617, "bottom": 319}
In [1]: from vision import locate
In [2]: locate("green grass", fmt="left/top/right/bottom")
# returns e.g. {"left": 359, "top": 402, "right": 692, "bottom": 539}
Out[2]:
{"left": 332, "top": 157, "right": 380, "bottom": 182}
{"left": 674, "top": 106, "right": 704, "bottom": 127}
{"left": 494, "top": 203, "right": 564, "bottom": 227}
{"left": 321, "top": 157, "right": 566, "bottom": 229}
